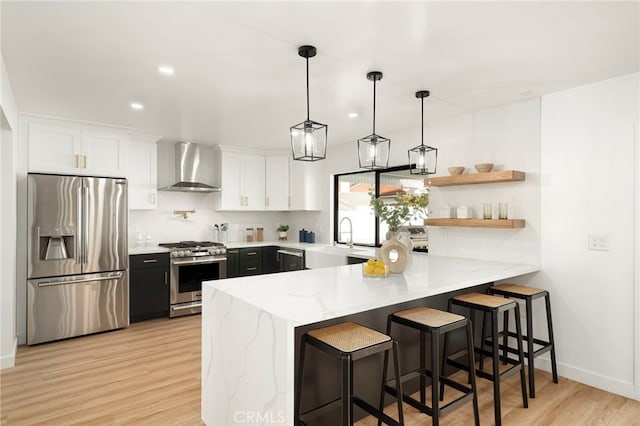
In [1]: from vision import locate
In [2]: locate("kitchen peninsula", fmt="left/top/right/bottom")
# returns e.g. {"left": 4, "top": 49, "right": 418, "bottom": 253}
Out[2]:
{"left": 201, "top": 254, "right": 539, "bottom": 425}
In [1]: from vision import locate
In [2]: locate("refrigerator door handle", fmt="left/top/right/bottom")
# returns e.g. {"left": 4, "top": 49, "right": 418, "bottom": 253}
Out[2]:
{"left": 76, "top": 183, "right": 83, "bottom": 264}
{"left": 36, "top": 272, "right": 123, "bottom": 287}
{"left": 83, "top": 184, "right": 89, "bottom": 264}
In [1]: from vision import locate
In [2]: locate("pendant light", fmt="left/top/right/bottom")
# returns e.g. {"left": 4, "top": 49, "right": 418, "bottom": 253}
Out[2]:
{"left": 290, "top": 45, "right": 327, "bottom": 162}
{"left": 358, "top": 71, "right": 390, "bottom": 170}
{"left": 408, "top": 90, "right": 438, "bottom": 175}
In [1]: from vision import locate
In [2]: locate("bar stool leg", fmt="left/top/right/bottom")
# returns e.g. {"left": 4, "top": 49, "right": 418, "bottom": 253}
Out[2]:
{"left": 295, "top": 335, "right": 307, "bottom": 425}
{"left": 502, "top": 310, "right": 509, "bottom": 365}
{"left": 479, "top": 310, "right": 487, "bottom": 371}
{"left": 465, "top": 321, "right": 480, "bottom": 426}
{"left": 514, "top": 305, "right": 529, "bottom": 409}
{"left": 490, "top": 310, "right": 502, "bottom": 426}
{"left": 392, "top": 340, "right": 405, "bottom": 426}
{"left": 341, "top": 353, "right": 353, "bottom": 425}
{"left": 525, "top": 297, "right": 536, "bottom": 397}
{"left": 378, "top": 318, "right": 392, "bottom": 426}
{"left": 420, "top": 330, "right": 426, "bottom": 404}
{"left": 431, "top": 330, "right": 440, "bottom": 426}
{"left": 546, "top": 293, "right": 559, "bottom": 384}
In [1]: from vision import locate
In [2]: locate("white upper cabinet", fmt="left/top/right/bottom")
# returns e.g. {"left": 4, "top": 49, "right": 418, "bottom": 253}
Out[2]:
{"left": 28, "top": 122, "right": 82, "bottom": 174}
{"left": 289, "top": 158, "right": 322, "bottom": 211}
{"left": 28, "top": 119, "right": 128, "bottom": 177}
{"left": 128, "top": 136, "right": 158, "bottom": 210}
{"left": 214, "top": 146, "right": 321, "bottom": 211}
{"left": 80, "top": 129, "right": 128, "bottom": 176}
{"left": 265, "top": 155, "right": 289, "bottom": 211}
{"left": 214, "top": 147, "right": 265, "bottom": 211}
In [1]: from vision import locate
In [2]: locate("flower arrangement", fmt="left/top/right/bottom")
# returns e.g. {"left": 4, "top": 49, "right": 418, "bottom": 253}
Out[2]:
{"left": 369, "top": 193, "right": 429, "bottom": 232}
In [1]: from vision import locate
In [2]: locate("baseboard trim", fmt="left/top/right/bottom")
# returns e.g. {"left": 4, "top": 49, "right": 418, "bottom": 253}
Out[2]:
{"left": 0, "top": 337, "right": 17, "bottom": 369}
{"left": 535, "top": 356, "right": 637, "bottom": 400}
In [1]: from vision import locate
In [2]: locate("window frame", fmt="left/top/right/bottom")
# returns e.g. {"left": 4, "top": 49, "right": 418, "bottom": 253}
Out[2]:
{"left": 333, "top": 164, "right": 414, "bottom": 247}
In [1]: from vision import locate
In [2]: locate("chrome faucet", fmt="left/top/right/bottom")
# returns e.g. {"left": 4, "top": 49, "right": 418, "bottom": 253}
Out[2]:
{"left": 338, "top": 217, "right": 354, "bottom": 248}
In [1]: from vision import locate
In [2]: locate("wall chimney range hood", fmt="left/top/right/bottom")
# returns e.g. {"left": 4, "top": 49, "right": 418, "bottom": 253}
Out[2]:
{"left": 157, "top": 141, "right": 221, "bottom": 193}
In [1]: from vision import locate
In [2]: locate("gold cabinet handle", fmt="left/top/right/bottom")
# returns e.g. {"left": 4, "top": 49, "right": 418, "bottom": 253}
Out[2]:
{"left": 83, "top": 155, "right": 87, "bottom": 168}
{"left": 75, "top": 154, "right": 79, "bottom": 168}
{"left": 246, "top": 267, "right": 257, "bottom": 271}
{"left": 288, "top": 196, "right": 292, "bottom": 209}
{"left": 143, "top": 259, "right": 157, "bottom": 263}
{"left": 164, "top": 271, "right": 168, "bottom": 285}
{"left": 246, "top": 252, "right": 257, "bottom": 256}
{"left": 151, "top": 193, "right": 156, "bottom": 205}
{"left": 266, "top": 196, "right": 269, "bottom": 207}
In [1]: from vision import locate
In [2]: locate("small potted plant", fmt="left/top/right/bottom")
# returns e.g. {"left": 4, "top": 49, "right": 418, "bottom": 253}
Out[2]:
{"left": 277, "top": 224, "right": 289, "bottom": 241}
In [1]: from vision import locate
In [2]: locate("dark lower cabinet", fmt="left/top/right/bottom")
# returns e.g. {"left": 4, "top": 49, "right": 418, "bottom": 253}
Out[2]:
{"left": 239, "top": 247, "right": 263, "bottom": 276}
{"left": 226, "top": 249, "right": 240, "bottom": 278}
{"left": 224, "top": 245, "right": 305, "bottom": 278}
{"left": 129, "top": 253, "right": 170, "bottom": 323}
{"left": 262, "top": 246, "right": 279, "bottom": 274}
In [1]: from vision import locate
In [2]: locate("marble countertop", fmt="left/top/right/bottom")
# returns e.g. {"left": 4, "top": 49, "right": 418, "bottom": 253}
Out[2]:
{"left": 128, "top": 246, "right": 171, "bottom": 255}
{"left": 206, "top": 254, "right": 539, "bottom": 326}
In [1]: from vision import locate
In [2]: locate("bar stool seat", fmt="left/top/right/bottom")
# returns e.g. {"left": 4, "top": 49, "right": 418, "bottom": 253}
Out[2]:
{"left": 445, "top": 292, "right": 528, "bottom": 426}
{"left": 295, "top": 322, "right": 404, "bottom": 426}
{"left": 381, "top": 307, "right": 479, "bottom": 426}
{"left": 488, "top": 283, "right": 558, "bottom": 398}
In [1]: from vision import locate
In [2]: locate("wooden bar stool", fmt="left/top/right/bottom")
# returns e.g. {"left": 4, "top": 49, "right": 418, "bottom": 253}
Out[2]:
{"left": 444, "top": 293, "right": 528, "bottom": 426}
{"left": 380, "top": 307, "right": 479, "bottom": 426}
{"left": 295, "top": 322, "right": 404, "bottom": 426}
{"left": 487, "top": 283, "right": 558, "bottom": 398}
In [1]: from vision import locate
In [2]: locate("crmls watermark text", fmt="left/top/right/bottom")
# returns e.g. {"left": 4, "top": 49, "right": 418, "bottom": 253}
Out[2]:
{"left": 233, "top": 411, "right": 285, "bottom": 424}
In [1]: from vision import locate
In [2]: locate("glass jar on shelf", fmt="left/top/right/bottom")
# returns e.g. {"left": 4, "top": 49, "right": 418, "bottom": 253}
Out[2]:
{"left": 245, "top": 227, "right": 254, "bottom": 242}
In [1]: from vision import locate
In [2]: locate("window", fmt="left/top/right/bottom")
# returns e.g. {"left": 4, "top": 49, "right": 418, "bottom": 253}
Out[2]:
{"left": 333, "top": 165, "right": 429, "bottom": 247}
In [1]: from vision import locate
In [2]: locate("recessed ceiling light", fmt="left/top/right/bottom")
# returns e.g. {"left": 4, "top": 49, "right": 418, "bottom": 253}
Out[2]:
{"left": 348, "top": 112, "right": 359, "bottom": 118}
{"left": 157, "top": 65, "right": 175, "bottom": 76}
{"left": 130, "top": 102, "right": 144, "bottom": 111}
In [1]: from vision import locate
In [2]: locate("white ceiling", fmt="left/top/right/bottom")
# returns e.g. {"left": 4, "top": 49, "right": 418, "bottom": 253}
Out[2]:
{"left": 2, "top": 1, "right": 638, "bottom": 150}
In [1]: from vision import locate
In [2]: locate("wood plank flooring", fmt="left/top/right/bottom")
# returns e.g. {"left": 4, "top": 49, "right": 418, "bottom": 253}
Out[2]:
{"left": 1, "top": 315, "right": 639, "bottom": 425}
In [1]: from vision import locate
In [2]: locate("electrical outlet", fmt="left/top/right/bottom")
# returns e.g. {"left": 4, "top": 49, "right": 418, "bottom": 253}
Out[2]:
{"left": 588, "top": 234, "right": 609, "bottom": 251}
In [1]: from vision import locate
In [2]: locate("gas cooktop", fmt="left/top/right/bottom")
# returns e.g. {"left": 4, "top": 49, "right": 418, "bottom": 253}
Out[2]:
{"left": 158, "top": 241, "right": 224, "bottom": 249}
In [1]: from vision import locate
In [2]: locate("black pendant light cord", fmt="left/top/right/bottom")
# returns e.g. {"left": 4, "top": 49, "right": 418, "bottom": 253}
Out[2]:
{"left": 306, "top": 56, "right": 310, "bottom": 121}
{"left": 421, "top": 95, "right": 424, "bottom": 146}
{"left": 372, "top": 79, "right": 377, "bottom": 134}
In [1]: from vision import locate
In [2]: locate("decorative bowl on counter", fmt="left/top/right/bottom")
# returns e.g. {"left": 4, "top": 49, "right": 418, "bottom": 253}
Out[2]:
{"left": 448, "top": 166, "right": 465, "bottom": 175}
{"left": 474, "top": 163, "right": 494, "bottom": 173}
{"left": 362, "top": 259, "right": 389, "bottom": 278}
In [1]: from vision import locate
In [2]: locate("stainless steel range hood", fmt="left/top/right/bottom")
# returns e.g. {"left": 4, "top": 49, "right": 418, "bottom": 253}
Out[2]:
{"left": 157, "top": 141, "right": 221, "bottom": 193}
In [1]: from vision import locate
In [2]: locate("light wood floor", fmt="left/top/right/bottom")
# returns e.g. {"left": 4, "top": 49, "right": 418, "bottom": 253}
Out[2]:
{"left": 1, "top": 315, "right": 639, "bottom": 425}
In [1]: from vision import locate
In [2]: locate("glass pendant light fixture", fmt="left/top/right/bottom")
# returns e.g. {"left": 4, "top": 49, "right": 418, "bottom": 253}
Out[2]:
{"left": 358, "top": 71, "right": 390, "bottom": 170}
{"left": 408, "top": 90, "right": 438, "bottom": 175}
{"left": 290, "top": 45, "right": 327, "bottom": 161}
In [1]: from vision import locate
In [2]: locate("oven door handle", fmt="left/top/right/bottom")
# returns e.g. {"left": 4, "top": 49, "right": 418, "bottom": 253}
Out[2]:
{"left": 172, "top": 258, "right": 225, "bottom": 266}
{"left": 171, "top": 302, "right": 202, "bottom": 311}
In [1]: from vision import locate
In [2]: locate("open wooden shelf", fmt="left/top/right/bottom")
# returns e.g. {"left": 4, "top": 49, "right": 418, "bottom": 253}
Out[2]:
{"left": 425, "top": 218, "right": 525, "bottom": 228}
{"left": 426, "top": 170, "right": 525, "bottom": 187}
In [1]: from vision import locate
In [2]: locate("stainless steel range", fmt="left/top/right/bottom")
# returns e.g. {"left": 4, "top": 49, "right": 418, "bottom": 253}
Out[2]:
{"left": 158, "top": 241, "right": 227, "bottom": 317}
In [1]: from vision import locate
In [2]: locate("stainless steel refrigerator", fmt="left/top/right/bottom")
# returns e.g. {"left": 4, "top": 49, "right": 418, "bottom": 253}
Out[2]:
{"left": 27, "top": 173, "right": 128, "bottom": 345}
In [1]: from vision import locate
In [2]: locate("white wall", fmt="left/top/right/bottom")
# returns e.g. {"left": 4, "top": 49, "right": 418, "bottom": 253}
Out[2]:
{"left": 539, "top": 73, "right": 639, "bottom": 398}
{"left": 1, "top": 52, "right": 18, "bottom": 369}
{"left": 128, "top": 192, "right": 322, "bottom": 246}
{"left": 321, "top": 98, "right": 542, "bottom": 265}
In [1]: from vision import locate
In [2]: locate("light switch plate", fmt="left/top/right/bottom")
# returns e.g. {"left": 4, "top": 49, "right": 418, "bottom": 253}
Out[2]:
{"left": 588, "top": 234, "right": 610, "bottom": 251}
